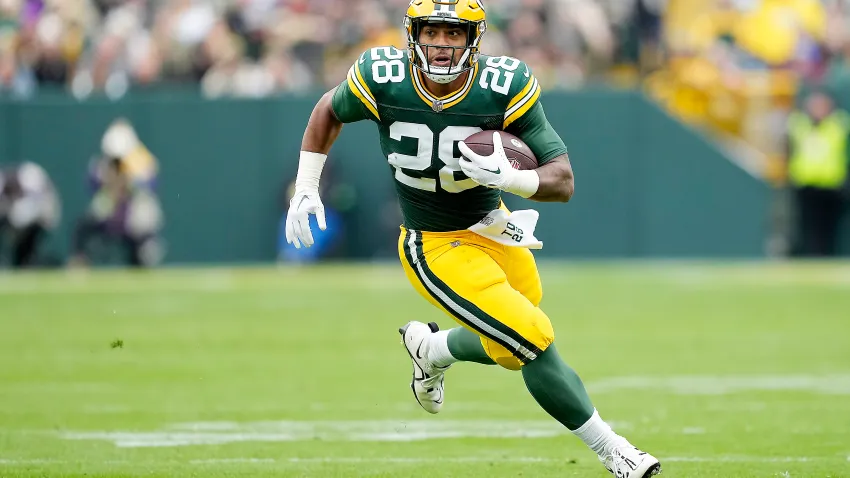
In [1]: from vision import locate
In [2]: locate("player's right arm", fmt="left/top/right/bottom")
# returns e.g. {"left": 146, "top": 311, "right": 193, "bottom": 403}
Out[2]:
{"left": 300, "top": 89, "right": 343, "bottom": 155}
{"left": 301, "top": 56, "right": 380, "bottom": 153}
{"left": 286, "top": 52, "right": 379, "bottom": 249}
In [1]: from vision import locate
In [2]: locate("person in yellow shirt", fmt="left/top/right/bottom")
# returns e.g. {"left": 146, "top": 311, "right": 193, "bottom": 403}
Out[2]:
{"left": 785, "top": 89, "right": 850, "bottom": 256}
{"left": 99, "top": 119, "right": 159, "bottom": 188}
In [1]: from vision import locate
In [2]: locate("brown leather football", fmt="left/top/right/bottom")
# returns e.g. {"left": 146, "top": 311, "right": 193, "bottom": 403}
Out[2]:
{"left": 462, "top": 130, "right": 538, "bottom": 170}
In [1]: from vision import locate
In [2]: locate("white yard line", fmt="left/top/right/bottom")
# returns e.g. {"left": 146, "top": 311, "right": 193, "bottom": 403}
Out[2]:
{"left": 60, "top": 420, "right": 577, "bottom": 447}
{"left": 58, "top": 404, "right": 850, "bottom": 449}
{"left": 587, "top": 374, "right": 850, "bottom": 395}
{"left": 664, "top": 456, "right": 825, "bottom": 463}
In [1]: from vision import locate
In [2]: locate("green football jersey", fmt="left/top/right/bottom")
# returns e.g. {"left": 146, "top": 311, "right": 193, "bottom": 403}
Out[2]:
{"left": 331, "top": 46, "right": 568, "bottom": 232}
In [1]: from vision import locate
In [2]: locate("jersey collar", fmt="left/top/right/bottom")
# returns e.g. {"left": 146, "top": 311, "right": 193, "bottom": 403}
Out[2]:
{"left": 410, "top": 62, "right": 479, "bottom": 112}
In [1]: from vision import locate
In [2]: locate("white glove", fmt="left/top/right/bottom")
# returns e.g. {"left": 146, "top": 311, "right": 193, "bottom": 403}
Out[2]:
{"left": 458, "top": 131, "right": 539, "bottom": 198}
{"left": 285, "top": 151, "right": 328, "bottom": 249}
{"left": 285, "top": 189, "right": 326, "bottom": 249}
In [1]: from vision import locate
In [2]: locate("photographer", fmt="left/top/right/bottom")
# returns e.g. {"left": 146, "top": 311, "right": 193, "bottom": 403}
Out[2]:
{"left": 0, "top": 162, "right": 60, "bottom": 268}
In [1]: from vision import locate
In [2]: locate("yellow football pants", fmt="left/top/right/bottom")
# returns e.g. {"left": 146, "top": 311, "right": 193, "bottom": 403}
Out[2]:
{"left": 398, "top": 227, "right": 554, "bottom": 370}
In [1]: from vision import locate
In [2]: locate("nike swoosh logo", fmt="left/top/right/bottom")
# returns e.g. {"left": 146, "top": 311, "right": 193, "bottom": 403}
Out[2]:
{"left": 297, "top": 196, "right": 309, "bottom": 209}
{"left": 415, "top": 340, "right": 426, "bottom": 360}
{"left": 480, "top": 166, "right": 500, "bottom": 174}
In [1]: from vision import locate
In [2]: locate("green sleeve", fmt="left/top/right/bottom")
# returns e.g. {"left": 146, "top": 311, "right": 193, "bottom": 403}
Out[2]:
{"left": 330, "top": 50, "right": 384, "bottom": 124}
{"left": 331, "top": 81, "right": 371, "bottom": 124}
{"left": 505, "top": 101, "right": 568, "bottom": 165}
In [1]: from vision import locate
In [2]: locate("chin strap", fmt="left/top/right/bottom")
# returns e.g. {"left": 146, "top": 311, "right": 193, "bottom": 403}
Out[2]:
{"left": 425, "top": 71, "right": 462, "bottom": 84}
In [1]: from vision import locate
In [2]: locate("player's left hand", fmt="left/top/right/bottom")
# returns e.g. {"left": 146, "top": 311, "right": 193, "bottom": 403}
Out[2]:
{"left": 458, "top": 132, "right": 517, "bottom": 191}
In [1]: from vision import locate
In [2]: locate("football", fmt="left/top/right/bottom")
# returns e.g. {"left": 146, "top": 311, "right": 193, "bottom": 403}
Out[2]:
{"left": 462, "top": 130, "right": 539, "bottom": 170}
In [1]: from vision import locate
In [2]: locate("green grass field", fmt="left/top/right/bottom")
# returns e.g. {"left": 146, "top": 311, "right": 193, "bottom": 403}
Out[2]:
{"left": 1, "top": 261, "right": 849, "bottom": 477}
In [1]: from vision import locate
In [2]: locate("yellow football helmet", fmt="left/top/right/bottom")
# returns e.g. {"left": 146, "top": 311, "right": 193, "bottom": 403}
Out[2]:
{"left": 404, "top": 0, "right": 487, "bottom": 84}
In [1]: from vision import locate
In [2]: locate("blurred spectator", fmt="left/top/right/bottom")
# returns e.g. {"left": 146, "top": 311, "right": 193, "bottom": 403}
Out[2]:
{"left": 0, "top": 0, "right": 33, "bottom": 98}
{"left": 784, "top": 89, "right": 850, "bottom": 257}
{"left": 99, "top": 117, "right": 158, "bottom": 187}
{"left": 0, "top": 161, "right": 60, "bottom": 268}
{"left": 69, "top": 118, "right": 164, "bottom": 267}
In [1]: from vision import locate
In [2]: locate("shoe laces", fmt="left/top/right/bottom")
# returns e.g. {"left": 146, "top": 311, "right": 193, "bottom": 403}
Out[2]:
{"left": 611, "top": 444, "right": 630, "bottom": 458}
{"left": 605, "top": 444, "right": 643, "bottom": 475}
{"left": 420, "top": 365, "right": 446, "bottom": 389}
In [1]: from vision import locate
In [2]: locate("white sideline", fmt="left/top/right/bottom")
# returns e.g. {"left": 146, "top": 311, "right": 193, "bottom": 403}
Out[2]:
{"left": 664, "top": 456, "right": 821, "bottom": 463}
{"left": 587, "top": 374, "right": 850, "bottom": 395}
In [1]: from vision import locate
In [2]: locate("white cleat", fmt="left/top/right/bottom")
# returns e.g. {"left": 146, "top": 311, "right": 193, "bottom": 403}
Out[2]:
{"left": 398, "top": 321, "right": 449, "bottom": 414}
{"left": 600, "top": 443, "right": 662, "bottom": 478}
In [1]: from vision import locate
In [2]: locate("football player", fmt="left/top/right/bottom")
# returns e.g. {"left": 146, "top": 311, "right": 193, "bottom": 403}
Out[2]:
{"left": 285, "top": 1, "right": 661, "bottom": 476}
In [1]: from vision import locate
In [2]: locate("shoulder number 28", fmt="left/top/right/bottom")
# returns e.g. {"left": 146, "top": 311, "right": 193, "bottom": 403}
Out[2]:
{"left": 479, "top": 56, "right": 521, "bottom": 95}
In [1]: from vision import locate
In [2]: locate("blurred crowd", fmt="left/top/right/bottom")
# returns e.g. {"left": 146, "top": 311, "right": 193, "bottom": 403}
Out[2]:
{"left": 645, "top": 0, "right": 850, "bottom": 179}
{"left": 1, "top": 1, "right": 847, "bottom": 111}
{"left": 0, "top": 0, "right": 660, "bottom": 99}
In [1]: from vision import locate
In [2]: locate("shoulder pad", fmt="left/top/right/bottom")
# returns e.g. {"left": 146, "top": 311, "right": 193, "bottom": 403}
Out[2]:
{"left": 477, "top": 56, "right": 541, "bottom": 128}
{"left": 346, "top": 47, "right": 409, "bottom": 119}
